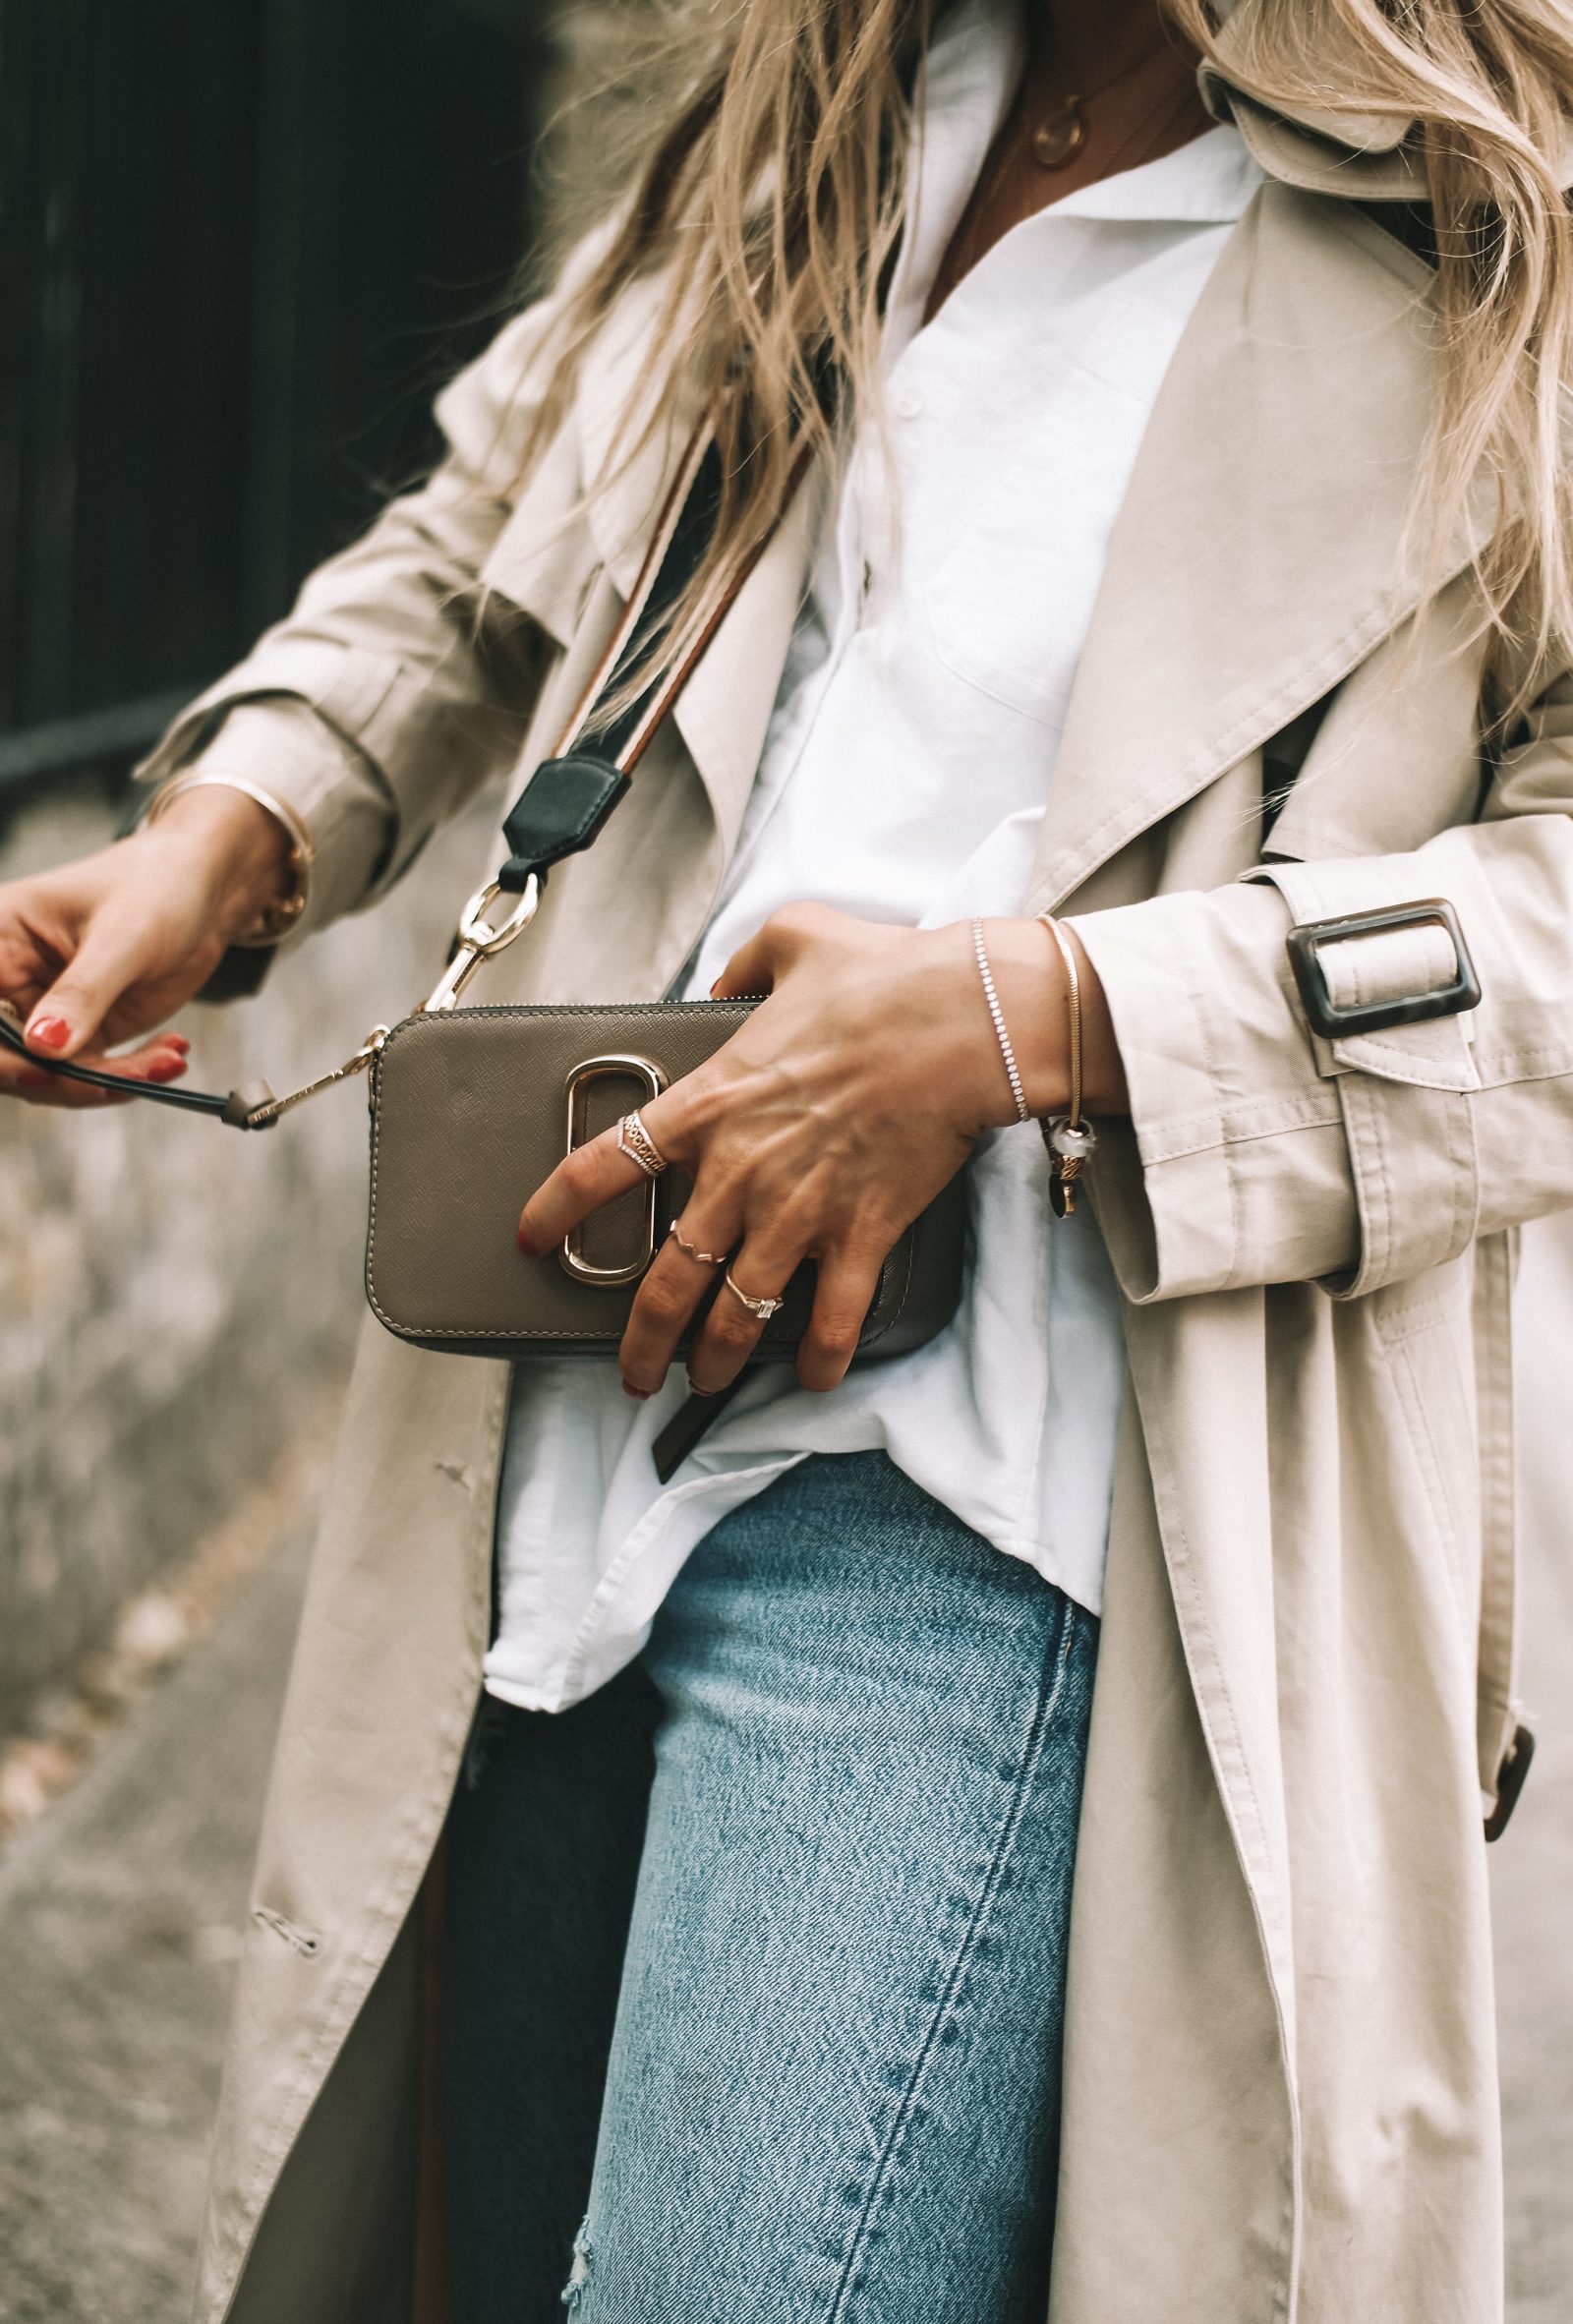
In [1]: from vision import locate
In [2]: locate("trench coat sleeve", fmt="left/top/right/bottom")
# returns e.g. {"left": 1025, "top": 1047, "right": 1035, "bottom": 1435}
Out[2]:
{"left": 151, "top": 700, "right": 398, "bottom": 935}
{"left": 1069, "top": 670, "right": 1573, "bottom": 1301}
{"left": 129, "top": 256, "right": 599, "bottom": 939}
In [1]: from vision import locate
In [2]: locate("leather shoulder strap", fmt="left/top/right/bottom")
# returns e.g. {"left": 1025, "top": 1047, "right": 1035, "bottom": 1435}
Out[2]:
{"left": 495, "top": 427, "right": 810, "bottom": 895}
{"left": 10, "top": 424, "right": 808, "bottom": 1125}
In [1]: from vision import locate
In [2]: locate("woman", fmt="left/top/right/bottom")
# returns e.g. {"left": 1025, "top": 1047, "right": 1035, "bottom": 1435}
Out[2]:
{"left": 2, "top": 0, "right": 1568, "bottom": 2313}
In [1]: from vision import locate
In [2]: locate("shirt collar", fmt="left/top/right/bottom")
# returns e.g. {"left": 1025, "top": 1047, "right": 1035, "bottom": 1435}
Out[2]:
{"left": 882, "top": 0, "right": 1263, "bottom": 361}
{"left": 1048, "top": 123, "right": 1263, "bottom": 226}
{"left": 898, "top": 0, "right": 1263, "bottom": 296}
{"left": 882, "top": 0, "right": 1020, "bottom": 352}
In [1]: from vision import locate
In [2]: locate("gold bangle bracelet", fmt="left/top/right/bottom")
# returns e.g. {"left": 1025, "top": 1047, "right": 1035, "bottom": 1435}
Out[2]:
{"left": 1035, "top": 911, "right": 1098, "bottom": 1218}
{"left": 142, "top": 772, "right": 312, "bottom": 945}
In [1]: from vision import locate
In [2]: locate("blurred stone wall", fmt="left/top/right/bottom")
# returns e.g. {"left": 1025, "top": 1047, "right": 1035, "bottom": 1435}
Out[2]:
{"left": 0, "top": 6, "right": 650, "bottom": 1729}
{"left": 0, "top": 788, "right": 495, "bottom": 1727}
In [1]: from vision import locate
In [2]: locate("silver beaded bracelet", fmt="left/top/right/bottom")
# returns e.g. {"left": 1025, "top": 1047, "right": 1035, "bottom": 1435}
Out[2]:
{"left": 972, "top": 917, "right": 1030, "bottom": 1124}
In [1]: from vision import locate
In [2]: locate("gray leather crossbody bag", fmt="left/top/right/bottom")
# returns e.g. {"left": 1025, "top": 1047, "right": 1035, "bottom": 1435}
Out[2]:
{"left": 5, "top": 427, "right": 966, "bottom": 1471}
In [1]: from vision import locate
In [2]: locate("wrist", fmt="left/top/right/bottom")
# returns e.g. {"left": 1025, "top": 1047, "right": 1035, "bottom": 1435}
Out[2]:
{"left": 927, "top": 918, "right": 1034, "bottom": 1131}
{"left": 976, "top": 916, "right": 1129, "bottom": 1123}
{"left": 975, "top": 917, "right": 1067, "bottom": 1122}
{"left": 138, "top": 784, "right": 300, "bottom": 944}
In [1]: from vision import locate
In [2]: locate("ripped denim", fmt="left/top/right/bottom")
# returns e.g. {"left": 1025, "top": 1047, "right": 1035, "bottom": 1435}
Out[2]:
{"left": 442, "top": 1451, "right": 1097, "bottom": 2324}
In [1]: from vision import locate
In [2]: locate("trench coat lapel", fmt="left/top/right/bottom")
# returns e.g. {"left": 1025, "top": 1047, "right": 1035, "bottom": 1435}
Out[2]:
{"left": 1025, "top": 180, "right": 1490, "bottom": 915}
{"left": 545, "top": 171, "right": 1488, "bottom": 919}
{"left": 566, "top": 276, "right": 818, "bottom": 864}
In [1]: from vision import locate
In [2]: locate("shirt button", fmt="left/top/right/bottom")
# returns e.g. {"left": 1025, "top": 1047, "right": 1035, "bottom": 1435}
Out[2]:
{"left": 892, "top": 387, "right": 923, "bottom": 420}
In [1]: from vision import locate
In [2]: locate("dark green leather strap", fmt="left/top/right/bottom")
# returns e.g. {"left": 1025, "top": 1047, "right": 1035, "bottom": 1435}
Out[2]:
{"left": 495, "top": 433, "right": 727, "bottom": 895}
{"left": 0, "top": 1000, "right": 258, "bottom": 1120}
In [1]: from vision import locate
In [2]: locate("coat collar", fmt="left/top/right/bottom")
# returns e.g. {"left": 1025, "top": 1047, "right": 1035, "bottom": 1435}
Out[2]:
{"left": 1022, "top": 177, "right": 1495, "bottom": 914}
{"left": 1199, "top": 1, "right": 1573, "bottom": 199}
{"left": 548, "top": 271, "right": 818, "bottom": 860}
{"left": 561, "top": 98, "right": 1518, "bottom": 911}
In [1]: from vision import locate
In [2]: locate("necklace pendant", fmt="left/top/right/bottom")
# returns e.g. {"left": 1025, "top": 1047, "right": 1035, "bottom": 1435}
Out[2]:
{"left": 1032, "top": 99, "right": 1086, "bottom": 170}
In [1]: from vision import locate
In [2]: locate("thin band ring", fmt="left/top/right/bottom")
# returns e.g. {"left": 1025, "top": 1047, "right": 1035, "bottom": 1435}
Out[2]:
{"left": 668, "top": 1219, "right": 728, "bottom": 1267}
{"left": 723, "top": 1268, "right": 786, "bottom": 1322}
{"left": 616, "top": 1108, "right": 668, "bottom": 1179}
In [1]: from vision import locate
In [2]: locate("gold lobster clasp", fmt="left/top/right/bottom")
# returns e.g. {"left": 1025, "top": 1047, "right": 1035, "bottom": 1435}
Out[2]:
{"left": 420, "top": 875, "right": 541, "bottom": 1014}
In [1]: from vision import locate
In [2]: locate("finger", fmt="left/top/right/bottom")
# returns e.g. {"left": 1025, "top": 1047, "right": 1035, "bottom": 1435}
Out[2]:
{"left": 686, "top": 1238, "right": 796, "bottom": 1396}
{"left": 709, "top": 902, "right": 822, "bottom": 1001}
{"left": 617, "top": 1214, "right": 737, "bottom": 1398}
{"left": 23, "top": 908, "right": 163, "bottom": 1060}
{"left": 516, "top": 1084, "right": 693, "bottom": 1254}
{"left": 516, "top": 1124, "right": 650, "bottom": 1255}
{"left": 796, "top": 1244, "right": 886, "bottom": 1393}
{"left": 0, "top": 1028, "right": 188, "bottom": 1086}
{"left": 709, "top": 929, "right": 778, "bottom": 1002}
{"left": 0, "top": 1034, "right": 192, "bottom": 1109}
{"left": 9, "top": 1073, "right": 135, "bottom": 1109}
{"left": 0, "top": 1060, "right": 133, "bottom": 1107}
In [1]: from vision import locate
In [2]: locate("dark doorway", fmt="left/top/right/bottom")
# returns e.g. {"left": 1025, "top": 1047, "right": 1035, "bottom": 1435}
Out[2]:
{"left": 0, "top": 0, "right": 552, "bottom": 812}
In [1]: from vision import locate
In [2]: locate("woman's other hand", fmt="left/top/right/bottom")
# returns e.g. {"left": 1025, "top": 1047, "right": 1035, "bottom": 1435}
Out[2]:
{"left": 0, "top": 787, "right": 293, "bottom": 1107}
{"left": 517, "top": 902, "right": 1127, "bottom": 1399}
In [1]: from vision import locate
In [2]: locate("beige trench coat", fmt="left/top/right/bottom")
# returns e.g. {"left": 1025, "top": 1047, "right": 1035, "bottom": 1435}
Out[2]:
{"left": 139, "top": 58, "right": 1573, "bottom": 2324}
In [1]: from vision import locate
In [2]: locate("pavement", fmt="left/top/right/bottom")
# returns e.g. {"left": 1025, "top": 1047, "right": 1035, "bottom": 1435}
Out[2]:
{"left": 0, "top": 1232, "right": 1569, "bottom": 2322}
{"left": 0, "top": 1529, "right": 311, "bottom": 2323}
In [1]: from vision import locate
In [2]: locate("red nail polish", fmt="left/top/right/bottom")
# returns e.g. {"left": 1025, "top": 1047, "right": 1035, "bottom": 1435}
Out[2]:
{"left": 17, "top": 1070, "right": 51, "bottom": 1091}
{"left": 147, "top": 1057, "right": 188, "bottom": 1083}
{"left": 166, "top": 1034, "right": 191, "bottom": 1054}
{"left": 27, "top": 1017, "right": 70, "bottom": 1052}
{"left": 516, "top": 1231, "right": 536, "bottom": 1257}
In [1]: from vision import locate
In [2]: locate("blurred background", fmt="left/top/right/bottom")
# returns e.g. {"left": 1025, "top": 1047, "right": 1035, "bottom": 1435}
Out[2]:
{"left": 0, "top": 3, "right": 1568, "bottom": 2318}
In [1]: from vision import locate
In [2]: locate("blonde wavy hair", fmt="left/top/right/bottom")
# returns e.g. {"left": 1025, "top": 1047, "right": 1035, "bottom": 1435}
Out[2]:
{"left": 523, "top": 0, "right": 1573, "bottom": 712}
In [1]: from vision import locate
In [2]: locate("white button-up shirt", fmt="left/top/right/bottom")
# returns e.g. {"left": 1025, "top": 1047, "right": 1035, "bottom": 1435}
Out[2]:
{"left": 484, "top": 0, "right": 1262, "bottom": 1713}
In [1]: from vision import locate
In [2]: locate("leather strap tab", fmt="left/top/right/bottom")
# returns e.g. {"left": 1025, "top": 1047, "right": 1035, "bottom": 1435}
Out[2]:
{"left": 498, "top": 754, "right": 631, "bottom": 895}
{"left": 651, "top": 1368, "right": 754, "bottom": 1483}
{"left": 1485, "top": 1720, "right": 1536, "bottom": 1840}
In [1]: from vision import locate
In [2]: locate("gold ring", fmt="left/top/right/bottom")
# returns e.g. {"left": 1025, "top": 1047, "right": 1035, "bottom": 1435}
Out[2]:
{"left": 668, "top": 1219, "right": 728, "bottom": 1267}
{"left": 616, "top": 1108, "right": 668, "bottom": 1179}
{"left": 723, "top": 1268, "right": 786, "bottom": 1322}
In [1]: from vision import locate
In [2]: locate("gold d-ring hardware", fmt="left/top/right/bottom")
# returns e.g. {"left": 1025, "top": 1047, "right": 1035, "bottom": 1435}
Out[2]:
{"left": 421, "top": 875, "right": 542, "bottom": 1015}
{"left": 560, "top": 1055, "right": 670, "bottom": 1286}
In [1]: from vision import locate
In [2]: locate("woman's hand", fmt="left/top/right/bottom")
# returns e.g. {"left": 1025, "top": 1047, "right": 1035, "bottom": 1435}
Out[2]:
{"left": 0, "top": 787, "right": 293, "bottom": 1107}
{"left": 516, "top": 902, "right": 1126, "bottom": 1400}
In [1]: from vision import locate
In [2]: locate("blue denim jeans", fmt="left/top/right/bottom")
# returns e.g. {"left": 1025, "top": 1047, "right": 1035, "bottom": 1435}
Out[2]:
{"left": 442, "top": 1451, "right": 1097, "bottom": 2324}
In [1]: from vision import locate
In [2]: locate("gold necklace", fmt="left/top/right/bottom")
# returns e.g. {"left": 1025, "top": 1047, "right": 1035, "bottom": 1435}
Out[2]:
{"left": 927, "top": 30, "right": 1196, "bottom": 315}
{"left": 1027, "top": 34, "right": 1177, "bottom": 170}
{"left": 1030, "top": 104, "right": 1089, "bottom": 169}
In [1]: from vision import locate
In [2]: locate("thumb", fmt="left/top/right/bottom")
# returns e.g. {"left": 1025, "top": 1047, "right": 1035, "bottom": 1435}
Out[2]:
{"left": 711, "top": 926, "right": 778, "bottom": 1000}
{"left": 26, "top": 908, "right": 157, "bottom": 1059}
{"left": 711, "top": 905, "right": 814, "bottom": 1001}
